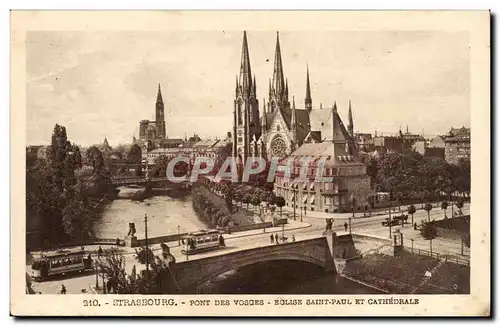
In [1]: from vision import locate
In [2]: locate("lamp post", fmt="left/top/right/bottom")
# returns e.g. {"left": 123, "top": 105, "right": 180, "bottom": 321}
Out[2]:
{"left": 300, "top": 204, "right": 303, "bottom": 222}
{"left": 292, "top": 186, "right": 297, "bottom": 221}
{"left": 389, "top": 200, "right": 393, "bottom": 239}
{"left": 281, "top": 223, "right": 285, "bottom": 241}
{"left": 410, "top": 238, "right": 414, "bottom": 253}
{"left": 177, "top": 225, "right": 181, "bottom": 246}
{"left": 94, "top": 260, "right": 99, "bottom": 290}
{"left": 102, "top": 269, "right": 106, "bottom": 294}
{"left": 144, "top": 214, "right": 149, "bottom": 276}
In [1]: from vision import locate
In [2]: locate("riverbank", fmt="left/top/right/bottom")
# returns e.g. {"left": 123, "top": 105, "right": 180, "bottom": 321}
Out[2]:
{"left": 192, "top": 185, "right": 255, "bottom": 228}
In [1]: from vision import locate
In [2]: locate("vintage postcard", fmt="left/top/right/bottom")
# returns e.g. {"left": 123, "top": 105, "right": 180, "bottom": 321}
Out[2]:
{"left": 11, "top": 10, "right": 490, "bottom": 316}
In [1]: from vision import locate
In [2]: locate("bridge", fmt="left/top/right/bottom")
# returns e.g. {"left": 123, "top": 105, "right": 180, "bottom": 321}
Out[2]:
{"left": 110, "top": 177, "right": 191, "bottom": 186}
{"left": 168, "top": 236, "right": 336, "bottom": 291}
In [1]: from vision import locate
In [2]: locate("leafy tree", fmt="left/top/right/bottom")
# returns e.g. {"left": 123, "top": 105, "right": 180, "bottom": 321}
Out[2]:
{"left": 274, "top": 196, "right": 286, "bottom": 217}
{"left": 419, "top": 220, "right": 438, "bottom": 254}
{"left": 135, "top": 247, "right": 155, "bottom": 266}
{"left": 61, "top": 199, "right": 94, "bottom": 244}
{"left": 441, "top": 201, "right": 449, "bottom": 218}
{"left": 424, "top": 203, "right": 433, "bottom": 222}
{"left": 408, "top": 204, "right": 416, "bottom": 225}
{"left": 251, "top": 195, "right": 262, "bottom": 218}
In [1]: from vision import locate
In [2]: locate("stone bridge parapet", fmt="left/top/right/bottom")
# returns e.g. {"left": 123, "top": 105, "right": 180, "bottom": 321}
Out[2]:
{"left": 170, "top": 237, "right": 335, "bottom": 291}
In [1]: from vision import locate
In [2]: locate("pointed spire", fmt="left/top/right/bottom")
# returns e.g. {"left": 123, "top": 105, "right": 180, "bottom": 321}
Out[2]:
{"left": 348, "top": 100, "right": 354, "bottom": 136}
{"left": 156, "top": 83, "right": 163, "bottom": 104}
{"left": 239, "top": 31, "right": 253, "bottom": 96}
{"left": 333, "top": 101, "right": 337, "bottom": 112}
{"left": 263, "top": 98, "right": 267, "bottom": 114}
{"left": 406, "top": 125, "right": 409, "bottom": 134}
{"left": 305, "top": 65, "right": 312, "bottom": 113}
{"left": 285, "top": 78, "right": 289, "bottom": 99}
{"left": 272, "top": 31, "right": 285, "bottom": 99}
{"left": 252, "top": 74, "right": 257, "bottom": 96}
{"left": 291, "top": 95, "right": 297, "bottom": 146}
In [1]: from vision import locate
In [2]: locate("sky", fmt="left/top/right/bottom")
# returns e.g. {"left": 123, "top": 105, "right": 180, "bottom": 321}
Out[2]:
{"left": 26, "top": 30, "right": 470, "bottom": 146}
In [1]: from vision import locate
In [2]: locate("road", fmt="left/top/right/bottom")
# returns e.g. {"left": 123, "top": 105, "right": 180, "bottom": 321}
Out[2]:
{"left": 27, "top": 202, "right": 469, "bottom": 294}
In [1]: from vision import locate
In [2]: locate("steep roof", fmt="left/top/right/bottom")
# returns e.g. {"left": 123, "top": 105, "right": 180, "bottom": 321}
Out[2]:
{"left": 309, "top": 107, "right": 351, "bottom": 142}
{"left": 289, "top": 142, "right": 361, "bottom": 167}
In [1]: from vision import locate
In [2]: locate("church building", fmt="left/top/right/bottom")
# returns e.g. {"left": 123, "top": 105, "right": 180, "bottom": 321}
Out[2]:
{"left": 232, "top": 31, "right": 357, "bottom": 162}
{"left": 139, "top": 84, "right": 167, "bottom": 143}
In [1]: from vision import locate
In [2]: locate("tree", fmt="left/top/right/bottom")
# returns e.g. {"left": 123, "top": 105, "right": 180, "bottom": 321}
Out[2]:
{"left": 61, "top": 199, "right": 94, "bottom": 245}
{"left": 424, "top": 203, "right": 433, "bottom": 222}
{"left": 274, "top": 196, "right": 286, "bottom": 217}
{"left": 128, "top": 143, "right": 143, "bottom": 176}
{"left": 251, "top": 195, "right": 262, "bottom": 218}
{"left": 419, "top": 220, "right": 438, "bottom": 254}
{"left": 441, "top": 201, "right": 449, "bottom": 219}
{"left": 408, "top": 204, "right": 416, "bottom": 225}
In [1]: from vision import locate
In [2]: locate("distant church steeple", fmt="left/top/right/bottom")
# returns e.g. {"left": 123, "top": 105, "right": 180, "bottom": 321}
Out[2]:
{"left": 305, "top": 65, "right": 312, "bottom": 114}
{"left": 348, "top": 100, "right": 354, "bottom": 137}
{"left": 155, "top": 83, "right": 166, "bottom": 139}
{"left": 269, "top": 31, "right": 289, "bottom": 109}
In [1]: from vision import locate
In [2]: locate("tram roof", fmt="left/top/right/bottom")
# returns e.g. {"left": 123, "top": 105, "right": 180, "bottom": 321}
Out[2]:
{"left": 187, "top": 229, "right": 220, "bottom": 236}
{"left": 32, "top": 248, "right": 85, "bottom": 259}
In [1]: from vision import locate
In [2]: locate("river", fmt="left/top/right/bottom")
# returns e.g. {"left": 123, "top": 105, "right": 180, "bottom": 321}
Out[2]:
{"left": 93, "top": 187, "right": 377, "bottom": 294}
{"left": 93, "top": 187, "right": 208, "bottom": 239}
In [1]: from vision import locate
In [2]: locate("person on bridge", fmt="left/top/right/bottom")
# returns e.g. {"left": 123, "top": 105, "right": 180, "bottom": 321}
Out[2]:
{"left": 60, "top": 284, "right": 67, "bottom": 295}
{"left": 275, "top": 233, "right": 279, "bottom": 244}
{"left": 270, "top": 234, "right": 274, "bottom": 244}
{"left": 98, "top": 246, "right": 103, "bottom": 258}
{"left": 344, "top": 222, "right": 348, "bottom": 232}
{"left": 292, "top": 235, "right": 296, "bottom": 242}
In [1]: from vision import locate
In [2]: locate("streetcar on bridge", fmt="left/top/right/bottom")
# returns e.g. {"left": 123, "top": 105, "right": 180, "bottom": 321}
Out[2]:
{"left": 181, "top": 230, "right": 226, "bottom": 255}
{"left": 30, "top": 248, "right": 93, "bottom": 281}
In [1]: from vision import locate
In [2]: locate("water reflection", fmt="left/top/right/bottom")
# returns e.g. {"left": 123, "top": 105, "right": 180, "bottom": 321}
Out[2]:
{"left": 93, "top": 189, "right": 208, "bottom": 239}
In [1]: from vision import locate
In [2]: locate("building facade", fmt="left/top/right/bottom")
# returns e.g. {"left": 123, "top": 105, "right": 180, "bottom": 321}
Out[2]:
{"left": 273, "top": 142, "right": 371, "bottom": 214}
{"left": 444, "top": 126, "right": 471, "bottom": 164}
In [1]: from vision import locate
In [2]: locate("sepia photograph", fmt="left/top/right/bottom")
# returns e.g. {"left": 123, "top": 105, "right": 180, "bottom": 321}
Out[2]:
{"left": 11, "top": 10, "right": 490, "bottom": 316}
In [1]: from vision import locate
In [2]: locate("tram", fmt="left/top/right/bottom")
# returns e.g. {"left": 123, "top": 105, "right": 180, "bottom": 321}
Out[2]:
{"left": 181, "top": 230, "right": 225, "bottom": 255}
{"left": 30, "top": 248, "right": 93, "bottom": 281}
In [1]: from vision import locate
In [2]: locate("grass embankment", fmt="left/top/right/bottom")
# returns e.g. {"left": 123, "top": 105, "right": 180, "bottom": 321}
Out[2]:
{"left": 416, "top": 261, "right": 470, "bottom": 294}
{"left": 192, "top": 186, "right": 255, "bottom": 228}
{"left": 343, "top": 251, "right": 440, "bottom": 293}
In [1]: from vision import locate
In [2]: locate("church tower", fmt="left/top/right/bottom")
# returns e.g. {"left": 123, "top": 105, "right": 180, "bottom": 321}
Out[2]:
{"left": 268, "top": 32, "right": 289, "bottom": 112}
{"left": 233, "top": 31, "right": 260, "bottom": 162}
{"left": 305, "top": 65, "right": 312, "bottom": 114}
{"left": 155, "top": 83, "right": 166, "bottom": 139}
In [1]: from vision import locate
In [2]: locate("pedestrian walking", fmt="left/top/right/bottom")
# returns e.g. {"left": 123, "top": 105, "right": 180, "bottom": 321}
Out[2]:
{"left": 344, "top": 222, "right": 348, "bottom": 232}
{"left": 270, "top": 234, "right": 274, "bottom": 244}
{"left": 98, "top": 246, "right": 103, "bottom": 258}
{"left": 275, "top": 233, "right": 279, "bottom": 244}
{"left": 292, "top": 235, "right": 296, "bottom": 242}
{"left": 60, "top": 284, "right": 67, "bottom": 295}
